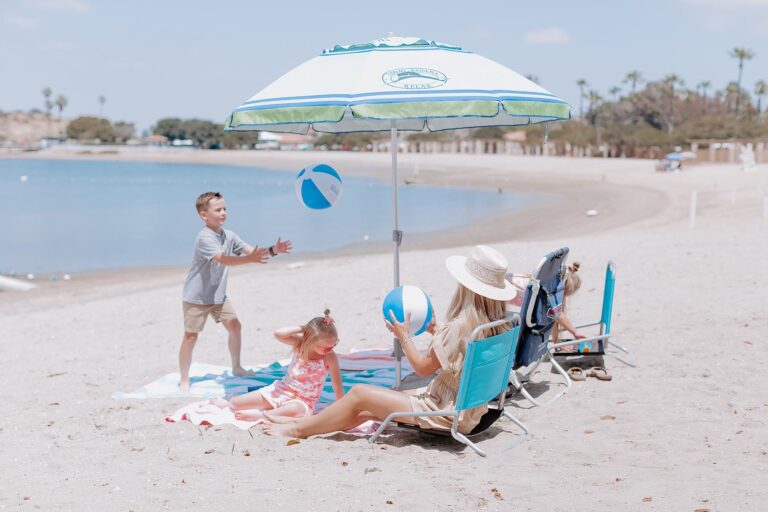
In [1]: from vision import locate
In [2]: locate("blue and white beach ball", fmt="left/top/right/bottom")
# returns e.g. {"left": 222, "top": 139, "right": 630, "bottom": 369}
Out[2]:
{"left": 382, "top": 285, "right": 434, "bottom": 336}
{"left": 295, "top": 164, "right": 343, "bottom": 209}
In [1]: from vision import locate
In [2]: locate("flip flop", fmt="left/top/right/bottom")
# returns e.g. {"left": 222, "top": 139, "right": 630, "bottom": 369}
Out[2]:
{"left": 567, "top": 367, "right": 586, "bottom": 381}
{"left": 586, "top": 367, "right": 613, "bottom": 381}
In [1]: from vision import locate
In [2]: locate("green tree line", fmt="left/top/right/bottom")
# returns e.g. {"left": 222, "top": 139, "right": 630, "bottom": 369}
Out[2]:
{"left": 152, "top": 118, "right": 259, "bottom": 149}
{"left": 66, "top": 116, "right": 135, "bottom": 143}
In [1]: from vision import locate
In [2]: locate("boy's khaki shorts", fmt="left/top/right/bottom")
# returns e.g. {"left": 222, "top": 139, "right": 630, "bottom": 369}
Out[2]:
{"left": 183, "top": 300, "right": 237, "bottom": 333}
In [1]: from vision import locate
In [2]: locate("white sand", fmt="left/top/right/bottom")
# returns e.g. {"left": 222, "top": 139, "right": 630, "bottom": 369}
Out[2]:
{"left": 1, "top": 150, "right": 767, "bottom": 510}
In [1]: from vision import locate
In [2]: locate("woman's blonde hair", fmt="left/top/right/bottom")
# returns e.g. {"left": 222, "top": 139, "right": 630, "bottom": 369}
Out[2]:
{"left": 298, "top": 309, "right": 337, "bottom": 361}
{"left": 553, "top": 262, "right": 582, "bottom": 343}
{"left": 444, "top": 284, "right": 509, "bottom": 341}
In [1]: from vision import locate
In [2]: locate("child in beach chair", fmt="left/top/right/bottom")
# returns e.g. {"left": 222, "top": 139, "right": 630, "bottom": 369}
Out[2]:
{"left": 508, "top": 261, "right": 586, "bottom": 347}
{"left": 208, "top": 310, "right": 344, "bottom": 422}
{"left": 507, "top": 247, "right": 574, "bottom": 407}
{"left": 549, "top": 261, "right": 635, "bottom": 375}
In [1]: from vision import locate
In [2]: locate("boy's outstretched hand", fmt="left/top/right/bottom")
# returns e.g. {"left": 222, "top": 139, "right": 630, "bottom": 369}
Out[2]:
{"left": 248, "top": 247, "right": 270, "bottom": 264}
{"left": 273, "top": 237, "right": 292, "bottom": 255}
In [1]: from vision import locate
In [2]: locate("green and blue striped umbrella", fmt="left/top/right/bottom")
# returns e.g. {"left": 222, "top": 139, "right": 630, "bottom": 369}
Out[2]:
{"left": 226, "top": 36, "right": 570, "bottom": 133}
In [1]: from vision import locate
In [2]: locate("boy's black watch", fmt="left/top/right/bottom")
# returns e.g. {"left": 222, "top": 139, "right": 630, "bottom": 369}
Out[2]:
{"left": 268, "top": 245, "right": 277, "bottom": 257}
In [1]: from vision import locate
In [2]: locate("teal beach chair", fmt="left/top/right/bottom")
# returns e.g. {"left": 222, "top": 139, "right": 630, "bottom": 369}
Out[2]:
{"left": 550, "top": 261, "right": 635, "bottom": 367}
{"left": 369, "top": 317, "right": 530, "bottom": 457}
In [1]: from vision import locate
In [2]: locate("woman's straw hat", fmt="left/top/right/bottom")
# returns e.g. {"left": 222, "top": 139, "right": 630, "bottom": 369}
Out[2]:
{"left": 446, "top": 245, "right": 516, "bottom": 301}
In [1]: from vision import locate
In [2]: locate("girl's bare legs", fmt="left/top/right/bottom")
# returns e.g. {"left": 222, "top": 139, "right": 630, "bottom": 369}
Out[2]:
{"left": 210, "top": 389, "right": 273, "bottom": 410}
{"left": 230, "top": 390, "right": 272, "bottom": 410}
{"left": 262, "top": 384, "right": 414, "bottom": 438}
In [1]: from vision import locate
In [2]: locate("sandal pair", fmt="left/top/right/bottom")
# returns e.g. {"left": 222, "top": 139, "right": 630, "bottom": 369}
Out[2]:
{"left": 567, "top": 366, "right": 612, "bottom": 382}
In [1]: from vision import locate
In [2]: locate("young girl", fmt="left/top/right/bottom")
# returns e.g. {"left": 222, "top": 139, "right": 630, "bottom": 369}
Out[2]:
{"left": 551, "top": 262, "right": 585, "bottom": 346}
{"left": 210, "top": 310, "right": 344, "bottom": 421}
{"left": 507, "top": 262, "right": 585, "bottom": 346}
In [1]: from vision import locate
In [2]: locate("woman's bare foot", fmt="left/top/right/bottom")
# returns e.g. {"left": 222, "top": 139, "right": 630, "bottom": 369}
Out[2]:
{"left": 234, "top": 409, "right": 266, "bottom": 422}
{"left": 179, "top": 380, "right": 190, "bottom": 392}
{"left": 232, "top": 367, "right": 255, "bottom": 377}
{"left": 261, "top": 422, "right": 303, "bottom": 438}
{"left": 208, "top": 397, "right": 229, "bottom": 409}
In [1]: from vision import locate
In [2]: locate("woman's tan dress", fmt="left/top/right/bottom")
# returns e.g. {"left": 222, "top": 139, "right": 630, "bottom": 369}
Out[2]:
{"left": 408, "top": 320, "right": 487, "bottom": 434}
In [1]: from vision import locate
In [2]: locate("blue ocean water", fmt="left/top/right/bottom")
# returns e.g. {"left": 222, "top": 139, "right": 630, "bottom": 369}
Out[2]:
{"left": 0, "top": 158, "right": 538, "bottom": 273}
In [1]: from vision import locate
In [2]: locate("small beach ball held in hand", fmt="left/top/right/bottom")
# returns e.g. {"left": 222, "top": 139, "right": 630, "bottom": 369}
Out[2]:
{"left": 382, "top": 285, "right": 434, "bottom": 336}
{"left": 295, "top": 164, "right": 342, "bottom": 209}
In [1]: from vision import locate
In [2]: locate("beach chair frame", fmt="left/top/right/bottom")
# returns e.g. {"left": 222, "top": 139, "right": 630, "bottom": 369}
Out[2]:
{"left": 508, "top": 248, "right": 573, "bottom": 407}
{"left": 369, "top": 317, "right": 530, "bottom": 457}
{"left": 549, "top": 261, "right": 636, "bottom": 367}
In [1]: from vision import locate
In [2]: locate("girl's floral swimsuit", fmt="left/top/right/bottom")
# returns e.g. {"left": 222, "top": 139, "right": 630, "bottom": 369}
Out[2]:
{"left": 258, "top": 351, "right": 328, "bottom": 416}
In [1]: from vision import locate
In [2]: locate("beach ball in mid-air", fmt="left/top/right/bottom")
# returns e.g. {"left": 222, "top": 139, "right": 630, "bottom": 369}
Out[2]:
{"left": 382, "top": 285, "right": 434, "bottom": 336}
{"left": 295, "top": 164, "right": 342, "bottom": 209}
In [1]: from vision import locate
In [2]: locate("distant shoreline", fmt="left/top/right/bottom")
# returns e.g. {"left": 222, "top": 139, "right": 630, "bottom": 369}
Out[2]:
{"left": 0, "top": 148, "right": 668, "bottom": 305}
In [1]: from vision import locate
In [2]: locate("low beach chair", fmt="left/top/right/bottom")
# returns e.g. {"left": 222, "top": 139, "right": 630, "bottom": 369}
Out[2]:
{"left": 508, "top": 247, "right": 573, "bottom": 407}
{"left": 549, "top": 261, "right": 635, "bottom": 367}
{"left": 369, "top": 316, "right": 530, "bottom": 457}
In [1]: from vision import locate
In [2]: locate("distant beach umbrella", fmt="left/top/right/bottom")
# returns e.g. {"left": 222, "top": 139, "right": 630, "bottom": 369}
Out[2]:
{"left": 225, "top": 36, "right": 571, "bottom": 385}
{"left": 665, "top": 151, "right": 696, "bottom": 161}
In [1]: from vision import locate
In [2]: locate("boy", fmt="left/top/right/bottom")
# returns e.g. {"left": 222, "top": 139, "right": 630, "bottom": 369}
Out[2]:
{"left": 179, "top": 191, "right": 292, "bottom": 391}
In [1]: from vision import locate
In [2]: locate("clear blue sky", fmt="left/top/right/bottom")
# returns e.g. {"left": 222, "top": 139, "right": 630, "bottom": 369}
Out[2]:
{"left": 1, "top": 0, "right": 766, "bottom": 130}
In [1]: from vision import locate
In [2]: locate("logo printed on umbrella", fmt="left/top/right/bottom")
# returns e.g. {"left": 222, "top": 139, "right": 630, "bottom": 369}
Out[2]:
{"left": 382, "top": 68, "right": 447, "bottom": 89}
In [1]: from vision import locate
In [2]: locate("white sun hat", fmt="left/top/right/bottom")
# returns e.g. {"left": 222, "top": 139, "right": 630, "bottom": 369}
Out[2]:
{"left": 446, "top": 245, "right": 516, "bottom": 301}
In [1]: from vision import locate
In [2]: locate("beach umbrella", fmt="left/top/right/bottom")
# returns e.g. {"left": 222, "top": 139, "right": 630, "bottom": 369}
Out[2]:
{"left": 665, "top": 151, "right": 696, "bottom": 161}
{"left": 225, "top": 36, "right": 571, "bottom": 386}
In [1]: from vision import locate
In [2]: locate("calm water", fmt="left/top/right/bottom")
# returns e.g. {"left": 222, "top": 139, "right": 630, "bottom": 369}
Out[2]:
{"left": 0, "top": 158, "right": 539, "bottom": 274}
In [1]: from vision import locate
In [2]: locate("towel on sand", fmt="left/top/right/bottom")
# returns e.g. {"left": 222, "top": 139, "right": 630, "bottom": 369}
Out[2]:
{"left": 164, "top": 400, "right": 380, "bottom": 435}
{"left": 113, "top": 348, "right": 412, "bottom": 400}
{"left": 159, "top": 348, "right": 416, "bottom": 433}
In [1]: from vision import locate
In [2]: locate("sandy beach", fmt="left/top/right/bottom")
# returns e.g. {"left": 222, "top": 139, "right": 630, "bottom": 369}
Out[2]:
{"left": 2, "top": 149, "right": 767, "bottom": 511}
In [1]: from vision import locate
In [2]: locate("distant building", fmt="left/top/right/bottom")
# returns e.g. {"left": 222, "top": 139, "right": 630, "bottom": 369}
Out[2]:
{"left": 144, "top": 134, "right": 169, "bottom": 146}
{"left": 255, "top": 131, "right": 314, "bottom": 150}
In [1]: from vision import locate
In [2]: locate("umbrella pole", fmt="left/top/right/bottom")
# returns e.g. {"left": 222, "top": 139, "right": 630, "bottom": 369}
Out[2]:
{"left": 391, "top": 120, "right": 403, "bottom": 389}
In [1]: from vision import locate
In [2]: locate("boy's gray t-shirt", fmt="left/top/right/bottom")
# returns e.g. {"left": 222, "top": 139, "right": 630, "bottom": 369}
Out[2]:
{"left": 183, "top": 227, "right": 248, "bottom": 305}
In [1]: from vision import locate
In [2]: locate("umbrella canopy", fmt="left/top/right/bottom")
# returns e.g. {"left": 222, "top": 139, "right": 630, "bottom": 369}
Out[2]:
{"left": 225, "top": 36, "right": 570, "bottom": 134}
{"left": 665, "top": 151, "right": 696, "bottom": 161}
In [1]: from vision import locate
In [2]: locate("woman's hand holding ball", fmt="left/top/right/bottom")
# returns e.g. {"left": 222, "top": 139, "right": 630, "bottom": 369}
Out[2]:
{"left": 385, "top": 310, "right": 412, "bottom": 344}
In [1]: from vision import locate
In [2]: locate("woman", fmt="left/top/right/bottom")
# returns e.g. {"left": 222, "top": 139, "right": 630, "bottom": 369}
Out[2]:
{"left": 263, "top": 245, "right": 516, "bottom": 438}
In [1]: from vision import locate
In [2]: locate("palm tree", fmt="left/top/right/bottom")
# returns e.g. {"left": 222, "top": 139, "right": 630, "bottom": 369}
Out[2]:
{"left": 587, "top": 90, "right": 603, "bottom": 124}
{"left": 698, "top": 80, "right": 711, "bottom": 98}
{"left": 730, "top": 47, "right": 755, "bottom": 114}
{"left": 54, "top": 95, "right": 67, "bottom": 119}
{"left": 623, "top": 71, "right": 643, "bottom": 94}
{"left": 698, "top": 80, "right": 711, "bottom": 114}
{"left": 98, "top": 95, "right": 106, "bottom": 117}
{"left": 724, "top": 82, "right": 741, "bottom": 113}
{"left": 608, "top": 86, "right": 621, "bottom": 101}
{"left": 754, "top": 80, "right": 767, "bottom": 114}
{"left": 663, "top": 74, "right": 684, "bottom": 134}
{"left": 576, "top": 79, "right": 588, "bottom": 119}
{"left": 42, "top": 87, "right": 52, "bottom": 117}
